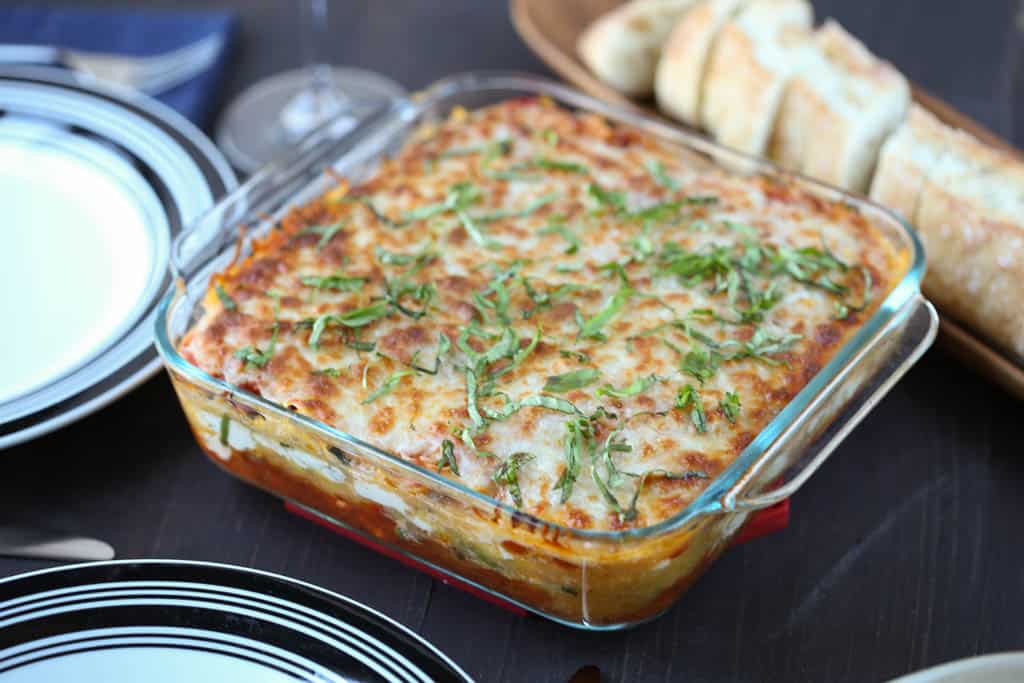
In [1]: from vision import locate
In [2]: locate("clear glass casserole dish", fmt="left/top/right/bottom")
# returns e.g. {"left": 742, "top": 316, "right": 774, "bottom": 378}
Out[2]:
{"left": 154, "top": 72, "right": 938, "bottom": 630}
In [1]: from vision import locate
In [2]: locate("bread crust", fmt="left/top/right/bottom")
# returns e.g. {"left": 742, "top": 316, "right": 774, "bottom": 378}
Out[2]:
{"left": 579, "top": 0, "right": 700, "bottom": 96}
{"left": 654, "top": 0, "right": 747, "bottom": 125}
{"left": 798, "top": 21, "right": 909, "bottom": 193}
{"left": 869, "top": 104, "right": 949, "bottom": 219}
{"left": 699, "top": 0, "right": 813, "bottom": 156}
{"left": 914, "top": 130, "right": 1024, "bottom": 358}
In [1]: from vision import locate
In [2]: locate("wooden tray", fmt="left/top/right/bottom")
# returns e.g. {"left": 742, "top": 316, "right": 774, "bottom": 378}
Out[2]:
{"left": 510, "top": 0, "right": 1024, "bottom": 399}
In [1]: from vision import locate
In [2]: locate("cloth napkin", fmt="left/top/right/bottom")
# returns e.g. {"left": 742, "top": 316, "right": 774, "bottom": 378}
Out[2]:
{"left": 0, "top": 5, "right": 237, "bottom": 127}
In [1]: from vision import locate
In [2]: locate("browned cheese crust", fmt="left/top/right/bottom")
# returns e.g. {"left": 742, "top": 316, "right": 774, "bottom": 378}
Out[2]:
{"left": 180, "top": 98, "right": 905, "bottom": 531}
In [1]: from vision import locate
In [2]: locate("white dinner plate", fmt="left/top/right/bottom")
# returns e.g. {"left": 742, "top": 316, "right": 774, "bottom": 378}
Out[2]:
{"left": 890, "top": 653, "right": 1024, "bottom": 683}
{"left": 0, "top": 66, "right": 235, "bottom": 449}
{"left": 0, "top": 560, "right": 473, "bottom": 682}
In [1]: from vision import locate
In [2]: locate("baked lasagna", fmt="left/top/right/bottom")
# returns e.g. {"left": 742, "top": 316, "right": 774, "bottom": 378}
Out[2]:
{"left": 180, "top": 98, "right": 901, "bottom": 531}
{"left": 172, "top": 96, "right": 911, "bottom": 625}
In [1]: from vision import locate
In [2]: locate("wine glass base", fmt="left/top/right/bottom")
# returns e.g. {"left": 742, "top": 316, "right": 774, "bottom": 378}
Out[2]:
{"left": 216, "top": 66, "right": 406, "bottom": 174}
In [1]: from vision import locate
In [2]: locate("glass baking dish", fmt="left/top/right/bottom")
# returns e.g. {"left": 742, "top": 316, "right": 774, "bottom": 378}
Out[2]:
{"left": 154, "top": 72, "right": 938, "bottom": 630}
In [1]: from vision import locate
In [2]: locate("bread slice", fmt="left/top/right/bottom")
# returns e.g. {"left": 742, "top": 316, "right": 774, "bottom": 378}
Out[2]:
{"left": 654, "top": 0, "right": 748, "bottom": 126}
{"left": 787, "top": 21, "right": 909, "bottom": 193}
{"left": 699, "top": 0, "right": 813, "bottom": 156}
{"left": 869, "top": 104, "right": 950, "bottom": 220}
{"left": 914, "top": 130, "right": 1024, "bottom": 358}
{"left": 578, "top": 0, "right": 702, "bottom": 97}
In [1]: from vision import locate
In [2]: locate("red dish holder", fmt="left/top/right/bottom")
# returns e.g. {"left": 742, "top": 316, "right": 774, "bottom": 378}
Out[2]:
{"left": 286, "top": 498, "right": 790, "bottom": 617}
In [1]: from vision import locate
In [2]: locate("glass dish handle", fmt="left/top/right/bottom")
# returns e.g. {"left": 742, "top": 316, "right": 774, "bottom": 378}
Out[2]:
{"left": 170, "top": 97, "right": 406, "bottom": 281}
{"left": 721, "top": 295, "right": 938, "bottom": 512}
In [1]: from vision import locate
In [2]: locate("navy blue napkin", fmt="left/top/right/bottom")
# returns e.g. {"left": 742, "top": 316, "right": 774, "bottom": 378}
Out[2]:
{"left": 0, "top": 5, "right": 236, "bottom": 127}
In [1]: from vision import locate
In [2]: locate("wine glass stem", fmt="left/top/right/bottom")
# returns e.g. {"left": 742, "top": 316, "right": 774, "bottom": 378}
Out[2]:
{"left": 303, "top": 0, "right": 336, "bottom": 99}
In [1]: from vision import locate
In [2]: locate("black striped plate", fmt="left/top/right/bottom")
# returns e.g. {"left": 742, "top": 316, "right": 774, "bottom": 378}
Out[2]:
{"left": 0, "top": 560, "right": 472, "bottom": 683}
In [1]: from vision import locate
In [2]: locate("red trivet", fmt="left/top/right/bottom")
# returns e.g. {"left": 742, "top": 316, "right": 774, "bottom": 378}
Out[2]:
{"left": 286, "top": 497, "right": 789, "bottom": 617}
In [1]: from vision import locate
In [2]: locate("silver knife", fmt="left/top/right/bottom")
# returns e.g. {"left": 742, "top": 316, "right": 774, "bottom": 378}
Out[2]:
{"left": 0, "top": 525, "right": 115, "bottom": 562}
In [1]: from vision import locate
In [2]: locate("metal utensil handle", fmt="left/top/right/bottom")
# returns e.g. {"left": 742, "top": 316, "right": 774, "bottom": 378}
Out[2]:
{"left": 721, "top": 297, "right": 938, "bottom": 512}
{"left": 0, "top": 44, "right": 63, "bottom": 67}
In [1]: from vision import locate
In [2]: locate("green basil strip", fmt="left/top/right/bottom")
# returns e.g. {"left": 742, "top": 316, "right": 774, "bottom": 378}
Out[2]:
{"left": 362, "top": 369, "right": 414, "bottom": 404}
{"left": 301, "top": 273, "right": 366, "bottom": 292}
{"left": 645, "top": 159, "right": 678, "bottom": 190}
{"left": 625, "top": 468, "right": 710, "bottom": 520}
{"left": 596, "top": 374, "right": 662, "bottom": 398}
{"left": 579, "top": 285, "right": 633, "bottom": 340}
{"left": 538, "top": 223, "right": 580, "bottom": 254}
{"left": 308, "top": 302, "right": 390, "bottom": 349}
{"left": 215, "top": 284, "right": 237, "bottom": 310}
{"left": 457, "top": 209, "right": 502, "bottom": 250}
{"left": 493, "top": 452, "right": 534, "bottom": 507}
{"left": 299, "top": 220, "right": 346, "bottom": 251}
{"left": 720, "top": 391, "right": 741, "bottom": 423}
{"left": 543, "top": 368, "right": 601, "bottom": 393}
{"left": 218, "top": 414, "right": 230, "bottom": 445}
{"left": 437, "top": 439, "right": 460, "bottom": 476}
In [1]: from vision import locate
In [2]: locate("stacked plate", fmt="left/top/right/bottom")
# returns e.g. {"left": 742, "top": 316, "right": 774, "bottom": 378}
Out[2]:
{"left": 0, "top": 66, "right": 235, "bottom": 448}
{"left": 0, "top": 560, "right": 473, "bottom": 682}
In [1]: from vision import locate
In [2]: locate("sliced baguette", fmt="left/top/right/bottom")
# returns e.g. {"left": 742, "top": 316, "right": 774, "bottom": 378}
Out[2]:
{"left": 793, "top": 21, "right": 909, "bottom": 193}
{"left": 699, "top": 0, "right": 813, "bottom": 156}
{"left": 869, "top": 104, "right": 950, "bottom": 219}
{"left": 578, "top": 0, "right": 702, "bottom": 97}
{"left": 654, "top": 0, "right": 748, "bottom": 126}
{"left": 914, "top": 130, "right": 1024, "bottom": 358}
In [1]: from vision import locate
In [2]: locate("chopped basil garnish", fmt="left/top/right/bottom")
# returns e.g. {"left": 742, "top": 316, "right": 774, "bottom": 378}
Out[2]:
{"left": 597, "top": 374, "right": 662, "bottom": 398}
{"left": 726, "top": 329, "right": 802, "bottom": 365}
{"left": 681, "top": 349, "right": 718, "bottom": 384}
{"left": 626, "top": 200, "right": 684, "bottom": 223}
{"left": 578, "top": 282, "right": 633, "bottom": 340}
{"left": 458, "top": 208, "right": 502, "bottom": 250}
{"left": 218, "top": 414, "right": 230, "bottom": 445}
{"left": 308, "top": 302, "right": 390, "bottom": 349}
{"left": 312, "top": 367, "right": 341, "bottom": 377}
{"left": 215, "top": 283, "right": 237, "bottom": 310}
{"left": 347, "top": 340, "right": 376, "bottom": 352}
{"left": 587, "top": 182, "right": 626, "bottom": 213}
{"left": 437, "top": 439, "right": 460, "bottom": 476}
{"left": 301, "top": 272, "right": 366, "bottom": 292}
{"left": 375, "top": 244, "right": 436, "bottom": 268}
{"left": 476, "top": 192, "right": 559, "bottom": 223}
{"left": 523, "top": 157, "right": 588, "bottom": 174}
{"left": 385, "top": 278, "right": 435, "bottom": 319}
{"left": 234, "top": 322, "right": 278, "bottom": 368}
{"left": 591, "top": 429, "right": 634, "bottom": 518}
{"left": 465, "top": 366, "right": 487, "bottom": 430}
{"left": 544, "top": 368, "right": 601, "bottom": 393}
{"left": 675, "top": 384, "right": 708, "bottom": 433}
{"left": 556, "top": 418, "right": 588, "bottom": 503}
{"left": 362, "top": 369, "right": 414, "bottom": 404}
{"left": 518, "top": 395, "right": 580, "bottom": 414}
{"left": 493, "top": 452, "right": 534, "bottom": 507}
{"left": 538, "top": 223, "right": 580, "bottom": 254}
{"left": 645, "top": 159, "right": 678, "bottom": 190}
{"left": 560, "top": 349, "right": 590, "bottom": 363}
{"left": 483, "top": 394, "right": 581, "bottom": 421}
{"left": 625, "top": 469, "right": 710, "bottom": 521}
{"left": 299, "top": 220, "right": 346, "bottom": 251}
{"left": 720, "top": 391, "right": 741, "bottom": 423}
{"left": 834, "top": 266, "right": 873, "bottom": 320}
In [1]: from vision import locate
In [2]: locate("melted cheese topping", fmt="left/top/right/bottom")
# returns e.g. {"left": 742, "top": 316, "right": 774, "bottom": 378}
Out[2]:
{"left": 180, "top": 98, "right": 904, "bottom": 531}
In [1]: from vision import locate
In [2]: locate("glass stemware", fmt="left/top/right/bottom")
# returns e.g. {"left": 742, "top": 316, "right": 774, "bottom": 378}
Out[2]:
{"left": 216, "top": 0, "right": 405, "bottom": 174}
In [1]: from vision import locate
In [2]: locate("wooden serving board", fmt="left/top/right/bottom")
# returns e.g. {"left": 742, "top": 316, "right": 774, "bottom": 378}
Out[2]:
{"left": 510, "top": 0, "right": 1024, "bottom": 399}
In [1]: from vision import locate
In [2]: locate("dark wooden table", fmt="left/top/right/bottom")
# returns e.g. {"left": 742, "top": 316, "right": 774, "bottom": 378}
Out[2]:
{"left": 2, "top": 1, "right": 1023, "bottom": 681}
